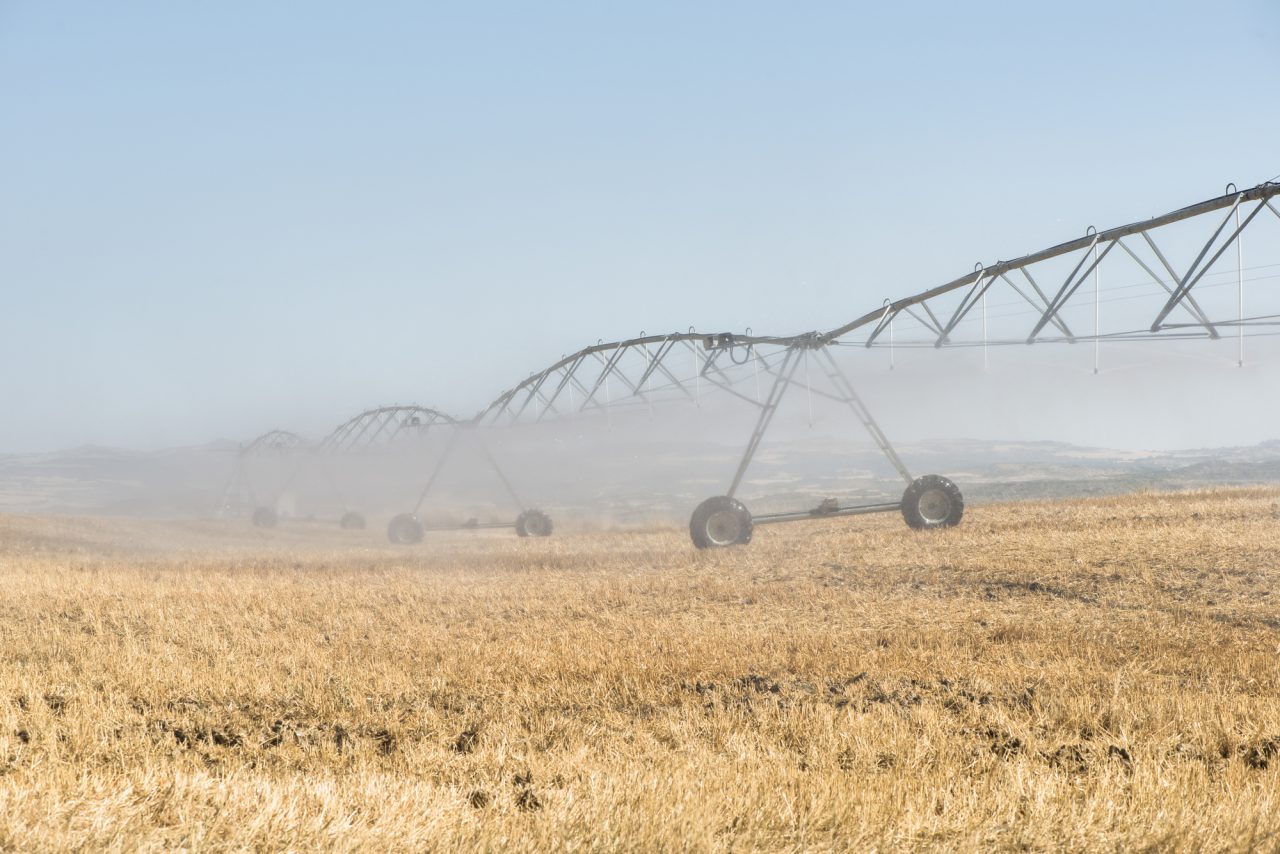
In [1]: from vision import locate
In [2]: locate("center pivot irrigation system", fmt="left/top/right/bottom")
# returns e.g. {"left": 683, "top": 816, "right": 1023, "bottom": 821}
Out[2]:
{"left": 223, "top": 405, "right": 554, "bottom": 541}
{"left": 229, "top": 180, "right": 1280, "bottom": 548}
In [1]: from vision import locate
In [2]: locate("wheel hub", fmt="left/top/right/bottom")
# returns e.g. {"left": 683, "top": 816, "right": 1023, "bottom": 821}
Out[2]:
{"left": 705, "top": 509, "right": 743, "bottom": 546}
{"left": 917, "top": 488, "right": 953, "bottom": 524}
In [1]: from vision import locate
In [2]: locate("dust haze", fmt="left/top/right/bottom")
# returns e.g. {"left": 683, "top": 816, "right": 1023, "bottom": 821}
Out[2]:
{"left": 1, "top": 330, "right": 1278, "bottom": 537}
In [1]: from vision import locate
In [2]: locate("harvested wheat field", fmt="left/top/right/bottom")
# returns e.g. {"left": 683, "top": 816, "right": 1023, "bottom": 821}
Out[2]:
{"left": 0, "top": 487, "right": 1278, "bottom": 851}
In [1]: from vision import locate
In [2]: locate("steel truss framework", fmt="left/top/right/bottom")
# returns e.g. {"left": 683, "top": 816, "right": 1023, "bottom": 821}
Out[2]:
{"left": 316, "top": 406, "right": 548, "bottom": 539}
{"left": 320, "top": 405, "right": 455, "bottom": 452}
{"left": 450, "top": 181, "right": 1280, "bottom": 545}
{"left": 219, "top": 430, "right": 308, "bottom": 523}
{"left": 222, "top": 407, "right": 550, "bottom": 538}
{"left": 241, "top": 429, "right": 306, "bottom": 454}
{"left": 476, "top": 181, "right": 1280, "bottom": 428}
{"left": 239, "top": 181, "right": 1280, "bottom": 546}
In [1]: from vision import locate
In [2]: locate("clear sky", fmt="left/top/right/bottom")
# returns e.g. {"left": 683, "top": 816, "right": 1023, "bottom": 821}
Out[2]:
{"left": 2, "top": 1, "right": 1278, "bottom": 452}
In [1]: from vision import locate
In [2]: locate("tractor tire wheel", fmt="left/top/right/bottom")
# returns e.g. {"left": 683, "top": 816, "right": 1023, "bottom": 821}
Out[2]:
{"left": 339, "top": 511, "right": 366, "bottom": 530}
{"left": 689, "top": 496, "right": 753, "bottom": 549}
{"left": 515, "top": 509, "right": 553, "bottom": 538}
{"left": 387, "top": 513, "right": 425, "bottom": 544}
{"left": 252, "top": 507, "right": 278, "bottom": 529}
{"left": 901, "top": 475, "right": 964, "bottom": 530}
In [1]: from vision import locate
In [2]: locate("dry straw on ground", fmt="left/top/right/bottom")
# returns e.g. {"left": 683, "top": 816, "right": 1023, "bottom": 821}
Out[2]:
{"left": 0, "top": 488, "right": 1277, "bottom": 851}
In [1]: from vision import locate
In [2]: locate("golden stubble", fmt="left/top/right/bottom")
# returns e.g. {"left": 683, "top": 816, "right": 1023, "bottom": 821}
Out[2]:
{"left": 0, "top": 488, "right": 1277, "bottom": 852}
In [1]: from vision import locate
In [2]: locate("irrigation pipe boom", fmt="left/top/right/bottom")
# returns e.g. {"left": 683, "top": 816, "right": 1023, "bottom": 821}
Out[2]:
{"left": 228, "top": 180, "right": 1280, "bottom": 547}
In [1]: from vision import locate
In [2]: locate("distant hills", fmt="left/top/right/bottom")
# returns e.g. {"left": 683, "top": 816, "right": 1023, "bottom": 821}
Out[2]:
{"left": 0, "top": 442, "right": 237, "bottom": 517}
{"left": 0, "top": 437, "right": 1277, "bottom": 522}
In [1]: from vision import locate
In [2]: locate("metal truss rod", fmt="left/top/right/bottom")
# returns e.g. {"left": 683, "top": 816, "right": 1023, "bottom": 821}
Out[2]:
{"left": 1027, "top": 236, "right": 1117, "bottom": 343}
{"left": 574, "top": 348, "right": 630, "bottom": 412}
{"left": 821, "top": 181, "right": 1280, "bottom": 346}
{"left": 562, "top": 366, "right": 604, "bottom": 413}
{"left": 421, "top": 520, "right": 517, "bottom": 532}
{"left": 534, "top": 354, "right": 589, "bottom": 421}
{"left": 1018, "top": 268, "right": 1071, "bottom": 337}
{"left": 528, "top": 379, "right": 563, "bottom": 420}
{"left": 635, "top": 336, "right": 697, "bottom": 401}
{"left": 816, "top": 348, "right": 914, "bottom": 485}
{"left": 360, "top": 410, "right": 410, "bottom": 447}
{"left": 1150, "top": 198, "right": 1269, "bottom": 330}
{"left": 506, "top": 371, "right": 552, "bottom": 425}
{"left": 321, "top": 407, "right": 455, "bottom": 452}
{"left": 632, "top": 338, "right": 675, "bottom": 392}
{"left": 752, "top": 501, "right": 901, "bottom": 525}
{"left": 936, "top": 270, "right": 995, "bottom": 348}
{"left": 698, "top": 345, "right": 726, "bottom": 379}
{"left": 863, "top": 303, "right": 899, "bottom": 348}
{"left": 537, "top": 360, "right": 613, "bottom": 421}
{"left": 699, "top": 346, "right": 743, "bottom": 385}
{"left": 595, "top": 346, "right": 646, "bottom": 398}
{"left": 246, "top": 177, "right": 1280, "bottom": 506}
{"left": 475, "top": 330, "right": 799, "bottom": 424}
{"left": 490, "top": 389, "right": 521, "bottom": 423}
{"left": 694, "top": 341, "right": 770, "bottom": 402}
{"left": 472, "top": 432, "right": 526, "bottom": 511}
{"left": 918, "top": 301, "right": 949, "bottom": 340}
{"left": 509, "top": 367, "right": 558, "bottom": 424}
{"left": 1008, "top": 270, "right": 1075, "bottom": 340}
{"left": 411, "top": 427, "right": 464, "bottom": 515}
{"left": 390, "top": 421, "right": 530, "bottom": 516}
{"left": 411, "top": 180, "right": 1280, "bottom": 430}
{"left": 727, "top": 346, "right": 804, "bottom": 498}
{"left": 242, "top": 430, "right": 307, "bottom": 455}
{"left": 651, "top": 352, "right": 698, "bottom": 401}
{"left": 1115, "top": 236, "right": 1218, "bottom": 337}
{"left": 700, "top": 369, "right": 768, "bottom": 409}
{"left": 757, "top": 360, "right": 849, "bottom": 407}
{"left": 902, "top": 305, "right": 945, "bottom": 338}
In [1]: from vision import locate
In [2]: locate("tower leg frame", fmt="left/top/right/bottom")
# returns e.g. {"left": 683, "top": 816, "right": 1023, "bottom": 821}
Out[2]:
{"left": 693, "top": 342, "right": 956, "bottom": 545}
{"left": 396, "top": 426, "right": 549, "bottom": 537}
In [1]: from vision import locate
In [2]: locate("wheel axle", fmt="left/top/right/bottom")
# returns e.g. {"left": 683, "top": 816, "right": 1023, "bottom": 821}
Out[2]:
{"left": 688, "top": 475, "right": 964, "bottom": 548}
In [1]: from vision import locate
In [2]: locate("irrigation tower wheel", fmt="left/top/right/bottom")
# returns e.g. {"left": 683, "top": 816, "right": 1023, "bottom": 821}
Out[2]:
{"left": 339, "top": 511, "right": 366, "bottom": 530}
{"left": 689, "top": 496, "right": 753, "bottom": 549}
{"left": 901, "top": 475, "right": 964, "bottom": 530}
{"left": 387, "top": 513, "right": 425, "bottom": 544}
{"left": 515, "top": 509, "right": 553, "bottom": 538}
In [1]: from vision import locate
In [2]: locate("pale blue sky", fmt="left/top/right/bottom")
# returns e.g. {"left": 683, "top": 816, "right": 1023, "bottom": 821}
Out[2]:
{"left": 2, "top": 1, "right": 1278, "bottom": 451}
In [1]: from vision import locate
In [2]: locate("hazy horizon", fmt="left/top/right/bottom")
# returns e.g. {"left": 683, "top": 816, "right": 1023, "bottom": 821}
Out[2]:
{"left": 3, "top": 2, "right": 1279, "bottom": 453}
